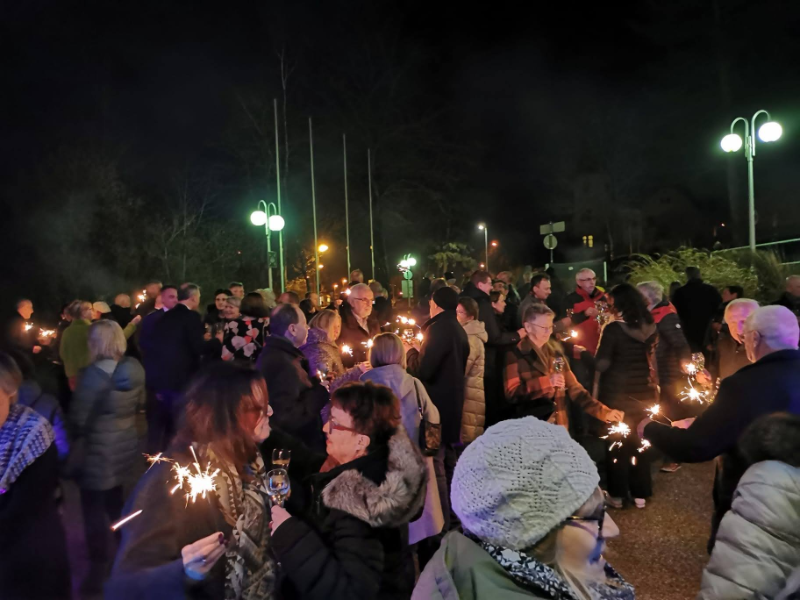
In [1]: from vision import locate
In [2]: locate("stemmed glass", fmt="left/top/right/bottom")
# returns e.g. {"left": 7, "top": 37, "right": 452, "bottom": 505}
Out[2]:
{"left": 267, "top": 468, "right": 290, "bottom": 508}
{"left": 272, "top": 449, "right": 291, "bottom": 469}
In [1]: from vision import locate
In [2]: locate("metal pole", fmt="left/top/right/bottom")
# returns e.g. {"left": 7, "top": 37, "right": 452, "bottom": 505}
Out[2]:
{"left": 746, "top": 138, "right": 756, "bottom": 253}
{"left": 274, "top": 99, "right": 285, "bottom": 291}
{"left": 309, "top": 118, "right": 320, "bottom": 299}
{"left": 259, "top": 200, "right": 272, "bottom": 290}
{"left": 368, "top": 148, "right": 375, "bottom": 281}
{"left": 484, "top": 226, "right": 489, "bottom": 272}
{"left": 344, "top": 134, "right": 351, "bottom": 276}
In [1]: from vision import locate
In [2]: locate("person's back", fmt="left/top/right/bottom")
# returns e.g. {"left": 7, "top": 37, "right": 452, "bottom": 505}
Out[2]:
{"left": 361, "top": 363, "right": 424, "bottom": 443}
{"left": 462, "top": 319, "right": 487, "bottom": 444}
{"left": 141, "top": 304, "right": 202, "bottom": 392}
{"left": 596, "top": 320, "right": 657, "bottom": 413}
{"left": 673, "top": 270, "right": 722, "bottom": 352}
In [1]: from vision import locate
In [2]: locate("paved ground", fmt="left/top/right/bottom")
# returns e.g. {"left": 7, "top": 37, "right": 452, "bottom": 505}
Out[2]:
{"left": 605, "top": 461, "right": 715, "bottom": 600}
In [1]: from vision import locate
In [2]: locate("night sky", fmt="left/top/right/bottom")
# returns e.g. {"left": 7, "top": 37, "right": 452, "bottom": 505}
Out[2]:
{"left": 3, "top": 0, "right": 800, "bottom": 312}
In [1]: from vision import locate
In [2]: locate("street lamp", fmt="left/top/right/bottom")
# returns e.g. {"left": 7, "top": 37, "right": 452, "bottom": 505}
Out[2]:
{"left": 477, "top": 223, "right": 489, "bottom": 271}
{"left": 318, "top": 243, "right": 329, "bottom": 253}
{"left": 721, "top": 110, "right": 782, "bottom": 252}
{"left": 251, "top": 200, "right": 285, "bottom": 290}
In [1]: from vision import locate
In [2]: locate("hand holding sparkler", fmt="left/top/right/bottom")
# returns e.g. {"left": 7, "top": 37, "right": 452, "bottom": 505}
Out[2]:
{"left": 182, "top": 532, "right": 229, "bottom": 581}
{"left": 604, "top": 421, "right": 630, "bottom": 451}
{"left": 645, "top": 404, "right": 673, "bottom": 425}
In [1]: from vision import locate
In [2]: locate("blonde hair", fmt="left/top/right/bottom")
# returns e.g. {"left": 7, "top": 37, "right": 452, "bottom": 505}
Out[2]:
{"left": 309, "top": 309, "right": 341, "bottom": 343}
{"left": 69, "top": 300, "right": 93, "bottom": 320}
{"left": 88, "top": 320, "right": 127, "bottom": 362}
{"left": 370, "top": 333, "right": 406, "bottom": 369}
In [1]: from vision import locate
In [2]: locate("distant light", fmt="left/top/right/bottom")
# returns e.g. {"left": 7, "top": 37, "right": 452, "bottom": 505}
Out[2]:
{"left": 318, "top": 244, "right": 329, "bottom": 253}
{"left": 478, "top": 223, "right": 485, "bottom": 230}
{"left": 268, "top": 215, "right": 285, "bottom": 232}
{"left": 491, "top": 241, "right": 498, "bottom": 247}
{"left": 250, "top": 210, "right": 267, "bottom": 226}
{"left": 721, "top": 133, "right": 743, "bottom": 153}
{"left": 721, "top": 222, "right": 726, "bottom": 227}
{"left": 399, "top": 259, "right": 409, "bottom": 268}
{"left": 333, "top": 284, "right": 338, "bottom": 289}
{"left": 479, "top": 263, "right": 485, "bottom": 268}
{"left": 318, "top": 264, "right": 324, "bottom": 269}
{"left": 758, "top": 121, "right": 782, "bottom": 143}
{"left": 408, "top": 257, "right": 417, "bottom": 267}
{"left": 342, "top": 278, "right": 347, "bottom": 284}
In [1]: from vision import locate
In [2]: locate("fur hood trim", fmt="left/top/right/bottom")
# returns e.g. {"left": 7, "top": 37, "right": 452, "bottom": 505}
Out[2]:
{"left": 321, "top": 429, "right": 427, "bottom": 528}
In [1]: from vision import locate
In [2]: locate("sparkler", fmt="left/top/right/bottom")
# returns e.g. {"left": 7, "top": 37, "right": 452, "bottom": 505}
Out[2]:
{"left": 39, "top": 329, "right": 56, "bottom": 338}
{"left": 638, "top": 439, "right": 651, "bottom": 453}
{"left": 144, "top": 452, "right": 172, "bottom": 471}
{"left": 110, "top": 509, "right": 143, "bottom": 531}
{"left": 646, "top": 404, "right": 672, "bottom": 424}
{"left": 23, "top": 322, "right": 33, "bottom": 332}
{"left": 340, "top": 344, "right": 353, "bottom": 356}
{"left": 361, "top": 339, "right": 374, "bottom": 349}
{"left": 680, "top": 378, "right": 710, "bottom": 404}
{"left": 604, "top": 422, "right": 630, "bottom": 452}
{"left": 170, "top": 446, "right": 220, "bottom": 506}
{"left": 416, "top": 333, "right": 424, "bottom": 342}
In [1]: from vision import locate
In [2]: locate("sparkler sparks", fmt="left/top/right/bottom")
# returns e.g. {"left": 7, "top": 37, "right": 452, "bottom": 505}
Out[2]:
{"left": 646, "top": 404, "right": 673, "bottom": 424}
{"left": 361, "top": 339, "right": 374, "bottom": 349}
{"left": 608, "top": 422, "right": 631, "bottom": 437}
{"left": 340, "top": 344, "right": 353, "bottom": 356}
{"left": 638, "top": 439, "right": 652, "bottom": 453}
{"left": 169, "top": 446, "right": 220, "bottom": 506}
{"left": 416, "top": 333, "right": 424, "bottom": 342}
{"left": 110, "top": 509, "right": 143, "bottom": 531}
{"left": 39, "top": 329, "right": 56, "bottom": 338}
{"left": 23, "top": 322, "right": 33, "bottom": 332}
{"left": 144, "top": 452, "right": 172, "bottom": 471}
{"left": 680, "top": 378, "right": 709, "bottom": 404}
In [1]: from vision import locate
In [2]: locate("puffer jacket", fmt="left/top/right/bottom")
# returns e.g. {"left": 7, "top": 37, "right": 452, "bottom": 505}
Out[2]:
{"left": 461, "top": 319, "right": 487, "bottom": 443}
{"left": 300, "top": 327, "right": 363, "bottom": 393}
{"left": 71, "top": 357, "right": 145, "bottom": 490}
{"left": 651, "top": 300, "right": 691, "bottom": 400}
{"left": 17, "top": 380, "right": 70, "bottom": 460}
{"left": 698, "top": 460, "right": 800, "bottom": 600}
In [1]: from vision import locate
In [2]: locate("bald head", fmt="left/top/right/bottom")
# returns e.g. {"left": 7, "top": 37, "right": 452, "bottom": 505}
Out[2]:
{"left": 724, "top": 298, "right": 760, "bottom": 343}
{"left": 744, "top": 305, "right": 799, "bottom": 363}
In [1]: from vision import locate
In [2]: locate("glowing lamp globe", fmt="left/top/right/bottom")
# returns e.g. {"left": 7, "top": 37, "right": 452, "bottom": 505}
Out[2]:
{"left": 408, "top": 257, "right": 417, "bottom": 267}
{"left": 758, "top": 121, "right": 782, "bottom": 143}
{"left": 477, "top": 224, "right": 485, "bottom": 230}
{"left": 250, "top": 210, "right": 268, "bottom": 226}
{"left": 720, "top": 134, "right": 743, "bottom": 153}
{"left": 268, "top": 215, "right": 285, "bottom": 232}
{"left": 399, "top": 259, "right": 410, "bottom": 268}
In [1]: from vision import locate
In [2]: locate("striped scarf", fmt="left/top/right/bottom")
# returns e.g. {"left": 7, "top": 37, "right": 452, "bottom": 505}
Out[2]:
{"left": 0, "top": 404, "right": 54, "bottom": 495}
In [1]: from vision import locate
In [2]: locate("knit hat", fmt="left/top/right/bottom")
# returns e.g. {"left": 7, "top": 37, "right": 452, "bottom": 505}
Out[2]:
{"left": 432, "top": 287, "right": 458, "bottom": 311}
{"left": 452, "top": 417, "right": 599, "bottom": 550}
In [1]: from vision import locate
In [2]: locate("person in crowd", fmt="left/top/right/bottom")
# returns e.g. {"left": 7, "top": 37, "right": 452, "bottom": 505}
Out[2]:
{"left": 496, "top": 271, "right": 521, "bottom": 306}
{"left": 223, "top": 295, "right": 242, "bottom": 321}
{"left": 412, "top": 278, "right": 448, "bottom": 325}
{"left": 256, "top": 304, "right": 328, "bottom": 451}
{"left": 413, "top": 417, "right": 633, "bottom": 600}
{"left": 370, "top": 281, "right": 393, "bottom": 327}
{"left": 457, "top": 297, "right": 487, "bottom": 445}
{"left": 60, "top": 299, "right": 94, "bottom": 390}
{"left": 222, "top": 293, "right": 269, "bottom": 363}
{"left": 337, "top": 282, "right": 381, "bottom": 368}
{"left": 255, "top": 288, "right": 277, "bottom": 310}
{"left": 637, "top": 281, "right": 692, "bottom": 473}
{"left": 278, "top": 291, "right": 300, "bottom": 306}
{"left": 139, "top": 284, "right": 222, "bottom": 454}
{"left": 2, "top": 298, "right": 39, "bottom": 354}
{"left": 137, "top": 284, "right": 178, "bottom": 355}
{"left": 9, "top": 349, "right": 69, "bottom": 461}
{"left": 301, "top": 309, "right": 367, "bottom": 393}
{"left": 517, "top": 273, "right": 553, "bottom": 328}
{"left": 350, "top": 268, "right": 365, "bottom": 285}
{"left": 108, "top": 362, "right": 277, "bottom": 599}
{"left": 704, "top": 285, "right": 744, "bottom": 371}
{"left": 721, "top": 284, "right": 743, "bottom": 304}
{"left": 92, "top": 300, "right": 111, "bottom": 321}
{"left": 705, "top": 298, "right": 759, "bottom": 382}
{"left": 774, "top": 274, "right": 800, "bottom": 316}
{"left": 205, "top": 288, "right": 232, "bottom": 326}
{"left": 267, "top": 382, "right": 427, "bottom": 600}
{"left": 595, "top": 283, "right": 658, "bottom": 509}
{"left": 638, "top": 305, "right": 800, "bottom": 550}
{"left": 56, "top": 301, "right": 73, "bottom": 344}
{"left": 0, "top": 352, "right": 71, "bottom": 599}
{"left": 698, "top": 412, "right": 800, "bottom": 600}
{"left": 406, "top": 286, "right": 470, "bottom": 533}
{"left": 70, "top": 319, "right": 145, "bottom": 592}
{"left": 135, "top": 280, "right": 163, "bottom": 317}
{"left": 444, "top": 271, "right": 456, "bottom": 286}
{"left": 505, "top": 303, "right": 622, "bottom": 428}
{"left": 299, "top": 298, "right": 317, "bottom": 325}
{"left": 492, "top": 279, "right": 507, "bottom": 294}
{"left": 672, "top": 266, "right": 723, "bottom": 352}
{"left": 110, "top": 293, "right": 134, "bottom": 328}
{"left": 461, "top": 270, "right": 526, "bottom": 427}
{"left": 418, "top": 272, "right": 435, "bottom": 300}
{"left": 563, "top": 268, "right": 605, "bottom": 356}
{"left": 360, "top": 334, "right": 444, "bottom": 548}
{"left": 229, "top": 281, "right": 245, "bottom": 299}
{"left": 517, "top": 265, "right": 534, "bottom": 296}
{"left": 545, "top": 267, "right": 567, "bottom": 320}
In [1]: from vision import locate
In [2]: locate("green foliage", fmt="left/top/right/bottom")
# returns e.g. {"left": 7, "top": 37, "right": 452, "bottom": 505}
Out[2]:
{"left": 723, "top": 250, "right": 787, "bottom": 303}
{"left": 428, "top": 242, "right": 477, "bottom": 274}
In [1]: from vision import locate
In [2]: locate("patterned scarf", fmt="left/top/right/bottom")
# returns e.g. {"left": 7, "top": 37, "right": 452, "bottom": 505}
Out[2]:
{"left": 0, "top": 404, "right": 54, "bottom": 495}
{"left": 477, "top": 538, "right": 635, "bottom": 600}
{"left": 207, "top": 446, "right": 276, "bottom": 600}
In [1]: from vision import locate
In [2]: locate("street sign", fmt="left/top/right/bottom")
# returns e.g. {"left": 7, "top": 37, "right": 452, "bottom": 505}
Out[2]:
{"left": 543, "top": 234, "right": 558, "bottom": 250}
{"left": 403, "top": 269, "right": 413, "bottom": 280}
{"left": 267, "top": 251, "right": 278, "bottom": 268}
{"left": 540, "top": 221, "right": 566, "bottom": 235}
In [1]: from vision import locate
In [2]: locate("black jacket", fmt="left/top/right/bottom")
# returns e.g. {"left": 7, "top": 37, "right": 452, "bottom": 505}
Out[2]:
{"left": 264, "top": 428, "right": 426, "bottom": 600}
{"left": 2, "top": 310, "right": 37, "bottom": 353}
{"left": 373, "top": 297, "right": 393, "bottom": 329}
{"left": 109, "top": 304, "right": 134, "bottom": 328}
{"left": 336, "top": 302, "right": 381, "bottom": 368}
{"left": 652, "top": 301, "right": 692, "bottom": 400}
{"left": 773, "top": 292, "right": 800, "bottom": 316}
{"left": 406, "top": 310, "right": 470, "bottom": 444}
{"left": 644, "top": 349, "right": 800, "bottom": 546}
{"left": 460, "top": 285, "right": 521, "bottom": 378}
{"left": 139, "top": 304, "right": 221, "bottom": 392}
{"left": 255, "top": 336, "right": 329, "bottom": 452}
{"left": 672, "top": 279, "right": 723, "bottom": 352}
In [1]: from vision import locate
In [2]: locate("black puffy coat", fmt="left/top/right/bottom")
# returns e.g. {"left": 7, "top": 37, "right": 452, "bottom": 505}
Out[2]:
{"left": 651, "top": 301, "right": 691, "bottom": 401}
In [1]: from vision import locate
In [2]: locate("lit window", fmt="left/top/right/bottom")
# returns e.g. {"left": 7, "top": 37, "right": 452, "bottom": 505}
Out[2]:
{"left": 588, "top": 235, "right": 594, "bottom": 248}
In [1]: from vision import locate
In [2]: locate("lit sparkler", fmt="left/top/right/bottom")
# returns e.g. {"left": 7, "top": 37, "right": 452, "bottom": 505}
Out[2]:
{"left": 638, "top": 439, "right": 651, "bottom": 453}
{"left": 23, "top": 322, "right": 33, "bottom": 332}
{"left": 110, "top": 509, "right": 143, "bottom": 531}
{"left": 646, "top": 404, "right": 672, "bottom": 424}
{"left": 361, "top": 339, "right": 374, "bottom": 349}
{"left": 680, "top": 378, "right": 709, "bottom": 404}
{"left": 608, "top": 422, "right": 631, "bottom": 437}
{"left": 340, "top": 344, "right": 353, "bottom": 356}
{"left": 416, "top": 333, "right": 424, "bottom": 342}
{"left": 570, "top": 330, "right": 578, "bottom": 338}
{"left": 39, "top": 329, "right": 56, "bottom": 338}
{"left": 170, "top": 446, "right": 220, "bottom": 506}
{"left": 144, "top": 452, "right": 172, "bottom": 471}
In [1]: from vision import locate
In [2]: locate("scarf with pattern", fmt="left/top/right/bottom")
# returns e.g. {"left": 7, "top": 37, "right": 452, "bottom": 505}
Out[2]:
{"left": 0, "top": 404, "right": 54, "bottom": 495}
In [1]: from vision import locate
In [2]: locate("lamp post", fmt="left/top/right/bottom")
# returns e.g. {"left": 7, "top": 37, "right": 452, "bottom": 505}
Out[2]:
{"left": 478, "top": 223, "right": 489, "bottom": 272}
{"left": 721, "top": 110, "right": 783, "bottom": 252}
{"left": 250, "top": 201, "right": 285, "bottom": 290}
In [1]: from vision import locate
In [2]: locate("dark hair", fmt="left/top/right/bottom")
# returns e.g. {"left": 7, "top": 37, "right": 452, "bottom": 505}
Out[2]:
{"left": 724, "top": 285, "right": 744, "bottom": 299}
{"left": 332, "top": 382, "right": 401, "bottom": 448}
{"left": 299, "top": 298, "right": 314, "bottom": 313}
{"left": 531, "top": 273, "right": 550, "bottom": 288}
{"left": 179, "top": 362, "right": 267, "bottom": 480}
{"left": 522, "top": 302, "right": 555, "bottom": 323}
{"left": 471, "top": 270, "right": 492, "bottom": 287}
{"left": 161, "top": 285, "right": 178, "bottom": 295}
{"left": 458, "top": 297, "right": 479, "bottom": 320}
{"left": 241, "top": 292, "right": 268, "bottom": 318}
{"left": 229, "top": 282, "right": 244, "bottom": 289}
{"left": 146, "top": 279, "right": 162, "bottom": 286}
{"left": 271, "top": 303, "right": 300, "bottom": 337}
{"left": 214, "top": 288, "right": 232, "bottom": 298}
{"left": 739, "top": 412, "right": 800, "bottom": 469}
{"left": 280, "top": 291, "right": 300, "bottom": 305}
{"left": 609, "top": 283, "right": 654, "bottom": 328}
{"left": 685, "top": 266, "right": 701, "bottom": 280}
{"left": 489, "top": 290, "right": 506, "bottom": 304}
{"left": 429, "top": 278, "right": 448, "bottom": 296}
{"left": 304, "top": 291, "right": 318, "bottom": 299}
{"left": 178, "top": 283, "right": 200, "bottom": 301}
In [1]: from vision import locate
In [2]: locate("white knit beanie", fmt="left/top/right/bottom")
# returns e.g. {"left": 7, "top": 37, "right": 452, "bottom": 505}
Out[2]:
{"left": 451, "top": 417, "right": 599, "bottom": 550}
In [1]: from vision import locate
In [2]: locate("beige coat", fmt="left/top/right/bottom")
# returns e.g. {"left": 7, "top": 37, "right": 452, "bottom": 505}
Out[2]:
{"left": 461, "top": 319, "right": 487, "bottom": 443}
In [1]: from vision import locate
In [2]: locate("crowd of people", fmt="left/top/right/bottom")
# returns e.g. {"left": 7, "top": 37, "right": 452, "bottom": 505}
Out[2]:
{"left": 1, "top": 265, "right": 799, "bottom": 599}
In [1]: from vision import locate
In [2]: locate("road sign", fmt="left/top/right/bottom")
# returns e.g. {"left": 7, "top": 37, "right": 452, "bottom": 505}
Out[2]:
{"left": 403, "top": 269, "right": 413, "bottom": 280}
{"left": 540, "top": 221, "right": 566, "bottom": 235}
{"left": 543, "top": 234, "right": 558, "bottom": 250}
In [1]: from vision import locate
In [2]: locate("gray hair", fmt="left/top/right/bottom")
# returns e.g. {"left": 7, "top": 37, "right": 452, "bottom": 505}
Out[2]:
{"left": 636, "top": 281, "right": 664, "bottom": 305}
{"left": 370, "top": 333, "right": 407, "bottom": 369}
{"left": 744, "top": 306, "right": 800, "bottom": 351}
{"left": 575, "top": 268, "right": 595, "bottom": 282}
{"left": 724, "top": 298, "right": 759, "bottom": 318}
{"left": 88, "top": 320, "right": 127, "bottom": 362}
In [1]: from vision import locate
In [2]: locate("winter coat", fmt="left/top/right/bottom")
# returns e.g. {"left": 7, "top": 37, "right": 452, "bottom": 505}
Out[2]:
{"left": 773, "top": 292, "right": 800, "bottom": 317}
{"left": 2, "top": 310, "right": 37, "bottom": 353}
{"left": 698, "top": 460, "right": 800, "bottom": 600}
{"left": 59, "top": 318, "right": 92, "bottom": 378}
{"left": 256, "top": 335, "right": 329, "bottom": 452}
{"left": 673, "top": 278, "right": 723, "bottom": 352}
{"left": 651, "top": 301, "right": 692, "bottom": 401}
{"left": 265, "top": 428, "right": 427, "bottom": 600}
{"left": 644, "top": 349, "right": 800, "bottom": 549}
{"left": 564, "top": 286, "right": 607, "bottom": 355}
{"left": 17, "top": 379, "right": 70, "bottom": 460}
{"left": 71, "top": 357, "right": 145, "bottom": 490}
{"left": 461, "top": 319, "right": 487, "bottom": 443}
{"left": 714, "top": 328, "right": 751, "bottom": 381}
{"left": 460, "top": 285, "right": 521, "bottom": 375}
{"left": 373, "top": 296, "right": 394, "bottom": 328}
{"left": 407, "top": 310, "right": 470, "bottom": 445}
{"left": 337, "top": 302, "right": 382, "bottom": 368}
{"left": 221, "top": 315, "right": 267, "bottom": 362}
{"left": 595, "top": 320, "right": 658, "bottom": 424}
{"left": 300, "top": 328, "right": 363, "bottom": 393}
{"left": 110, "top": 304, "right": 134, "bottom": 328}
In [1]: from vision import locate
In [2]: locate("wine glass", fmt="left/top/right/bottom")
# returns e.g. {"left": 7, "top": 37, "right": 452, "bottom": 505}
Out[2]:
{"left": 272, "top": 449, "right": 291, "bottom": 470}
{"left": 552, "top": 356, "right": 566, "bottom": 390}
{"left": 267, "top": 468, "right": 290, "bottom": 508}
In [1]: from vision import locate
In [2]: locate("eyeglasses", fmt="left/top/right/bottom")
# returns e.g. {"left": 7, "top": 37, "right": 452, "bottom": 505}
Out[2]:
{"left": 529, "top": 323, "right": 554, "bottom": 332}
{"left": 328, "top": 416, "right": 359, "bottom": 434}
{"left": 578, "top": 277, "right": 597, "bottom": 283}
{"left": 565, "top": 506, "right": 605, "bottom": 532}
{"left": 351, "top": 297, "right": 372, "bottom": 304}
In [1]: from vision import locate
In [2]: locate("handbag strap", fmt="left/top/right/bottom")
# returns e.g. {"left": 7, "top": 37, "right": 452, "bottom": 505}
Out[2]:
{"left": 412, "top": 379, "right": 424, "bottom": 417}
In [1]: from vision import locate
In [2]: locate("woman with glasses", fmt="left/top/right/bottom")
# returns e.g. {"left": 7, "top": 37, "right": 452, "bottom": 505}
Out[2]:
{"left": 414, "top": 417, "right": 633, "bottom": 600}
{"left": 266, "top": 381, "right": 427, "bottom": 600}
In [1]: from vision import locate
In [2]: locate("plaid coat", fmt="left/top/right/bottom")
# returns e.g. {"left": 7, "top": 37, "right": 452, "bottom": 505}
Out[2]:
{"left": 504, "top": 337, "right": 614, "bottom": 430}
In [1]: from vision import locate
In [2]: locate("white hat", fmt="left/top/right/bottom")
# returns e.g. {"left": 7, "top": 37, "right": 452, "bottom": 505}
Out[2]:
{"left": 92, "top": 301, "right": 111, "bottom": 314}
{"left": 452, "top": 417, "right": 599, "bottom": 550}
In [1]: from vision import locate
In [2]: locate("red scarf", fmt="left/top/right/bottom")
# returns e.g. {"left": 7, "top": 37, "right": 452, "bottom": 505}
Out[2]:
{"left": 651, "top": 303, "right": 678, "bottom": 324}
